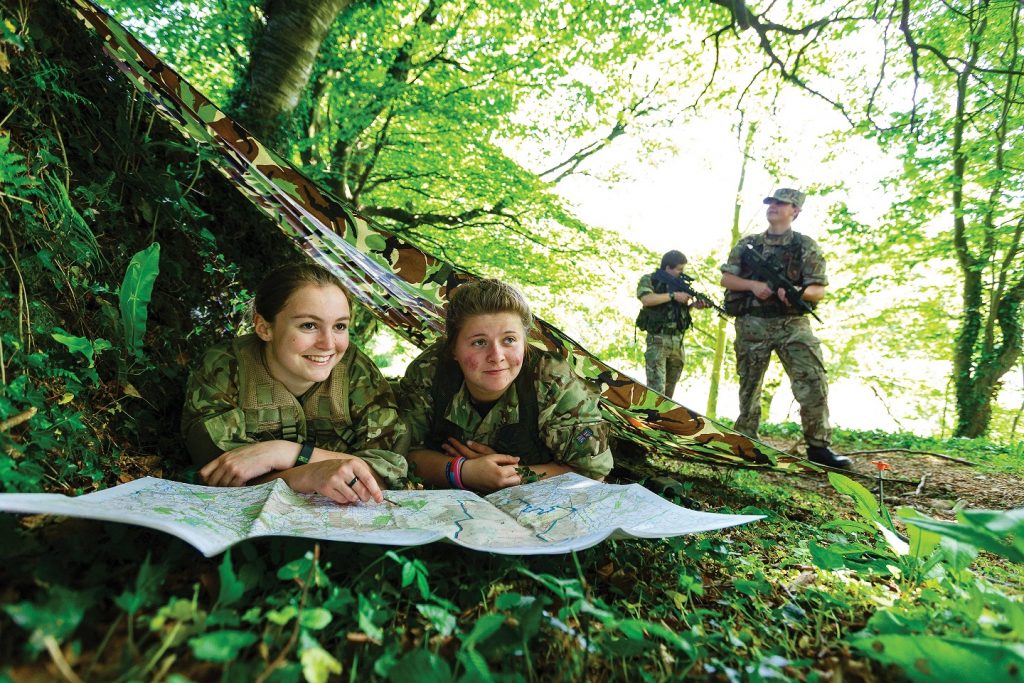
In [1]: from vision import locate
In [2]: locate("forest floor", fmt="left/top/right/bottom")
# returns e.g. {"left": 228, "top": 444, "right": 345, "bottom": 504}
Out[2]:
{"left": 756, "top": 437, "right": 1024, "bottom": 515}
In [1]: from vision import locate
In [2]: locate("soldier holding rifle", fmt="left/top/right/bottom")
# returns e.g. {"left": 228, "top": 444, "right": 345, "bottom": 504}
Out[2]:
{"left": 636, "top": 250, "right": 712, "bottom": 399}
{"left": 720, "top": 188, "right": 851, "bottom": 469}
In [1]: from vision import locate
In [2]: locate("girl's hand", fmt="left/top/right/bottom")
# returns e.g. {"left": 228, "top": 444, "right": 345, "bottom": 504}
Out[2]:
{"left": 442, "top": 437, "right": 496, "bottom": 459}
{"left": 287, "top": 458, "right": 384, "bottom": 505}
{"left": 199, "top": 441, "right": 295, "bottom": 487}
{"left": 460, "top": 454, "right": 521, "bottom": 493}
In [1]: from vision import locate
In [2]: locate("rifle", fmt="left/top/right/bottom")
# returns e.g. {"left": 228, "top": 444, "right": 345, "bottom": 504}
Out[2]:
{"left": 742, "top": 244, "right": 823, "bottom": 323}
{"left": 677, "top": 273, "right": 728, "bottom": 317}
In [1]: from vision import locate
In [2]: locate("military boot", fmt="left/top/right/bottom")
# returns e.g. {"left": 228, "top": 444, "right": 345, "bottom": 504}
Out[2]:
{"left": 806, "top": 446, "right": 853, "bottom": 469}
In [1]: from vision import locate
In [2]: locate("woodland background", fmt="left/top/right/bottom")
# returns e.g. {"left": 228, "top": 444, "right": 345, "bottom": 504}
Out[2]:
{"left": 0, "top": 0, "right": 1021, "bottom": 681}
{"left": 99, "top": 0, "right": 1024, "bottom": 441}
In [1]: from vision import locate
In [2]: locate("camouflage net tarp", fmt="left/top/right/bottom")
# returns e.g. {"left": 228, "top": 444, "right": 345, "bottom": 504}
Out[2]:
{"left": 72, "top": 0, "right": 813, "bottom": 472}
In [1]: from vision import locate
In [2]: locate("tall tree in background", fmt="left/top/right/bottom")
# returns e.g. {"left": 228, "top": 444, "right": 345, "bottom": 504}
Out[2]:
{"left": 707, "top": 119, "right": 755, "bottom": 419}
{"left": 866, "top": 0, "right": 1024, "bottom": 436}
{"left": 931, "top": 1, "right": 1023, "bottom": 436}
{"left": 228, "top": 0, "right": 358, "bottom": 147}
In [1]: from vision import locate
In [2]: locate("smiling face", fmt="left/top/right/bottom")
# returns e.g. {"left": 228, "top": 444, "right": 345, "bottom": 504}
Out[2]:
{"left": 452, "top": 312, "right": 526, "bottom": 402}
{"left": 254, "top": 283, "right": 350, "bottom": 396}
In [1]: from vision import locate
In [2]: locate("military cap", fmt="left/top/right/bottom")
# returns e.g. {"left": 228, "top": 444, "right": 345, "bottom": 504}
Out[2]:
{"left": 762, "top": 188, "right": 806, "bottom": 208}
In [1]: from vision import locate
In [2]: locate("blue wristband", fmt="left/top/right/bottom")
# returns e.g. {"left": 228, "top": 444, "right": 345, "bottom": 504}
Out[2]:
{"left": 296, "top": 441, "right": 314, "bottom": 465}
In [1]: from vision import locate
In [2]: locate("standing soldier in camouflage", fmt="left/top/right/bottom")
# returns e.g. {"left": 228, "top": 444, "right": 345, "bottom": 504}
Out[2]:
{"left": 398, "top": 279, "right": 613, "bottom": 493}
{"left": 181, "top": 263, "right": 409, "bottom": 503}
{"left": 720, "top": 189, "right": 851, "bottom": 468}
{"left": 636, "top": 250, "right": 706, "bottom": 398}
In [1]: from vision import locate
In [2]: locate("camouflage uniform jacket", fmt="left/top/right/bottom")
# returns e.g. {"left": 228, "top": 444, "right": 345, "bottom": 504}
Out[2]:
{"left": 181, "top": 334, "right": 408, "bottom": 486}
{"left": 721, "top": 229, "right": 828, "bottom": 317}
{"left": 398, "top": 341, "right": 614, "bottom": 479}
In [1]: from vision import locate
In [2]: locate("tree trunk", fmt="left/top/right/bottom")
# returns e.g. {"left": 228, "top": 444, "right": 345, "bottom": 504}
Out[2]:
{"left": 761, "top": 370, "right": 782, "bottom": 423}
{"left": 229, "top": 0, "right": 357, "bottom": 148}
{"left": 949, "top": 7, "right": 1024, "bottom": 437}
{"left": 707, "top": 120, "right": 755, "bottom": 418}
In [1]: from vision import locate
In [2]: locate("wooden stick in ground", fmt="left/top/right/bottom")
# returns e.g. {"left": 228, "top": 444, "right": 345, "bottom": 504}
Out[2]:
{"left": 0, "top": 406, "right": 37, "bottom": 432}
{"left": 914, "top": 474, "right": 928, "bottom": 496}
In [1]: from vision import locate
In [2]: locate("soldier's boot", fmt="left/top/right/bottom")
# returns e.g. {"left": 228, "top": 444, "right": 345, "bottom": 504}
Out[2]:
{"left": 806, "top": 446, "right": 853, "bottom": 469}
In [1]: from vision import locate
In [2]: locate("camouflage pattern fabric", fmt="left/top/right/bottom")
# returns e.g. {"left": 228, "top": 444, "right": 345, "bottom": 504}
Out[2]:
{"left": 722, "top": 229, "right": 832, "bottom": 447}
{"left": 73, "top": 0, "right": 816, "bottom": 473}
{"left": 181, "top": 334, "right": 409, "bottom": 486}
{"left": 763, "top": 188, "right": 806, "bottom": 208}
{"left": 643, "top": 333, "right": 685, "bottom": 398}
{"left": 399, "top": 342, "right": 613, "bottom": 480}
{"left": 732, "top": 317, "right": 832, "bottom": 446}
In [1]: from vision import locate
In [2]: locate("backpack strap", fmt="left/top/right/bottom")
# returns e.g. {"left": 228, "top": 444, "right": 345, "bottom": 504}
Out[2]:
{"left": 427, "top": 348, "right": 548, "bottom": 462}
{"left": 427, "top": 351, "right": 466, "bottom": 447}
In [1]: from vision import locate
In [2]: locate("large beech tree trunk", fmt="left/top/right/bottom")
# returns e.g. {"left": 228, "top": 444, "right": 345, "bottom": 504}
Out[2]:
{"left": 230, "top": 0, "right": 356, "bottom": 147}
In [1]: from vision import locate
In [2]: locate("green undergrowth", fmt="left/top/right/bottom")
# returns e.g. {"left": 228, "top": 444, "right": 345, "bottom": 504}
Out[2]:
{"left": 758, "top": 422, "right": 1024, "bottom": 474}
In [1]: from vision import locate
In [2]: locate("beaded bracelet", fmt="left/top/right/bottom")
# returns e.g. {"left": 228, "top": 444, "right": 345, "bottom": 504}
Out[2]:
{"left": 452, "top": 456, "right": 467, "bottom": 490}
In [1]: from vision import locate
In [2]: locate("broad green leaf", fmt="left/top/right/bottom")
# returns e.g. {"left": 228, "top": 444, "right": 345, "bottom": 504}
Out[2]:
{"left": 987, "top": 591, "right": 1024, "bottom": 636}
{"left": 808, "top": 541, "right": 847, "bottom": 570}
{"left": 939, "top": 536, "right": 979, "bottom": 574}
{"left": 456, "top": 647, "right": 492, "bottom": 681}
{"left": 277, "top": 551, "right": 328, "bottom": 585}
{"left": 357, "top": 594, "right": 384, "bottom": 642}
{"left": 266, "top": 605, "right": 298, "bottom": 625}
{"left": 905, "top": 512, "right": 1024, "bottom": 564}
{"left": 416, "top": 603, "right": 456, "bottom": 637}
{"left": 896, "top": 507, "right": 943, "bottom": 559}
{"left": 864, "top": 609, "right": 933, "bottom": 636}
{"left": 118, "top": 242, "right": 160, "bottom": 360}
{"left": 828, "top": 472, "right": 885, "bottom": 526}
{"left": 850, "top": 633, "right": 1024, "bottom": 682}
{"left": 188, "top": 629, "right": 257, "bottom": 662}
{"left": 115, "top": 553, "right": 165, "bottom": 615}
{"left": 300, "top": 635, "right": 342, "bottom": 683}
{"left": 518, "top": 568, "right": 585, "bottom": 600}
{"left": 387, "top": 649, "right": 453, "bottom": 683}
{"left": 51, "top": 330, "right": 112, "bottom": 368}
{"left": 959, "top": 509, "right": 1024, "bottom": 561}
{"left": 216, "top": 549, "right": 245, "bottom": 608}
{"left": 829, "top": 473, "right": 908, "bottom": 554}
{"left": 299, "top": 607, "right": 332, "bottom": 630}
{"left": 462, "top": 613, "right": 506, "bottom": 648}
{"left": 3, "top": 586, "right": 93, "bottom": 654}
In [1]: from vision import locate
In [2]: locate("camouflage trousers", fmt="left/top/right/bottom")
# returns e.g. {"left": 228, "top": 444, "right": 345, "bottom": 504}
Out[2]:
{"left": 732, "top": 315, "right": 832, "bottom": 446}
{"left": 644, "top": 332, "right": 685, "bottom": 398}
